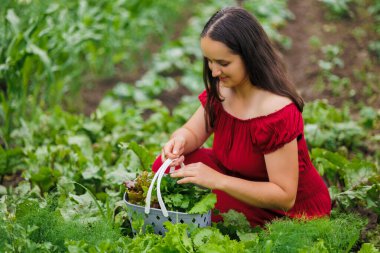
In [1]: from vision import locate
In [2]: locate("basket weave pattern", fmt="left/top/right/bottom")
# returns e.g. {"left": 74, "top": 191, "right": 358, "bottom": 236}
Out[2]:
{"left": 124, "top": 192, "right": 211, "bottom": 235}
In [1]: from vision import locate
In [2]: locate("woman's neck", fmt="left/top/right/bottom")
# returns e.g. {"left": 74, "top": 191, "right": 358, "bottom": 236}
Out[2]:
{"left": 230, "top": 81, "right": 260, "bottom": 102}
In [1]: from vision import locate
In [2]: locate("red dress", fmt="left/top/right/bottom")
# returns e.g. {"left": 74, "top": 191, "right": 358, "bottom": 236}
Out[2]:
{"left": 153, "top": 90, "right": 331, "bottom": 227}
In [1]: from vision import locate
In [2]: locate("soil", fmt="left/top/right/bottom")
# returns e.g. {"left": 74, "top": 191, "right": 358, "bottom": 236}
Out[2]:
{"left": 280, "top": 0, "right": 323, "bottom": 101}
{"left": 1, "top": 171, "right": 24, "bottom": 188}
{"left": 281, "top": 0, "right": 380, "bottom": 109}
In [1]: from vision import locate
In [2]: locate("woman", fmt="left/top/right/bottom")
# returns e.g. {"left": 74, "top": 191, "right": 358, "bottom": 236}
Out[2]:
{"left": 152, "top": 6, "right": 331, "bottom": 227}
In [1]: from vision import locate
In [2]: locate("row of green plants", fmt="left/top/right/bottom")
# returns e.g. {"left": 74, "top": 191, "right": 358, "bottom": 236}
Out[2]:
{"left": 0, "top": 0, "right": 379, "bottom": 251}
{"left": 128, "top": 0, "right": 293, "bottom": 101}
{"left": 311, "top": 0, "right": 380, "bottom": 104}
{"left": 0, "top": 0, "right": 192, "bottom": 147}
{"left": 0, "top": 94, "right": 379, "bottom": 251}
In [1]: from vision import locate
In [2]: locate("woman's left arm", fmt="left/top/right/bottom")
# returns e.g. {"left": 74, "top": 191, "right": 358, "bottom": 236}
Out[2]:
{"left": 170, "top": 139, "right": 299, "bottom": 211}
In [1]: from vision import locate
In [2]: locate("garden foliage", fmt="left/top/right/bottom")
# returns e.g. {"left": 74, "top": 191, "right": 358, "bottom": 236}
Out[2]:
{"left": 0, "top": 0, "right": 379, "bottom": 252}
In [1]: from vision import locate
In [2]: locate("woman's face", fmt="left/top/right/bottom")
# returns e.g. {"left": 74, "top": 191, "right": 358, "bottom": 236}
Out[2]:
{"left": 200, "top": 36, "right": 250, "bottom": 88}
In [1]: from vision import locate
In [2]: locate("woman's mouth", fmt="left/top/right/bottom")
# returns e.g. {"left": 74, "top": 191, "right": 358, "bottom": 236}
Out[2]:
{"left": 219, "top": 77, "right": 228, "bottom": 82}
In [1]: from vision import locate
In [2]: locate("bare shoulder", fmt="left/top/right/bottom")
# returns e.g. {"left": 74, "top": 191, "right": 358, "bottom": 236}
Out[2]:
{"left": 256, "top": 91, "right": 293, "bottom": 117}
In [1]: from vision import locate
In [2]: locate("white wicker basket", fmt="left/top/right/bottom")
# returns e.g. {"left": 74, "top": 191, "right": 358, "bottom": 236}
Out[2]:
{"left": 124, "top": 159, "right": 212, "bottom": 235}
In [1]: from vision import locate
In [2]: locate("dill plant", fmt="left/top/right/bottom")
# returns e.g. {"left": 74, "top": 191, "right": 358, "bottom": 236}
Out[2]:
{"left": 12, "top": 197, "right": 124, "bottom": 252}
{"left": 254, "top": 213, "right": 366, "bottom": 253}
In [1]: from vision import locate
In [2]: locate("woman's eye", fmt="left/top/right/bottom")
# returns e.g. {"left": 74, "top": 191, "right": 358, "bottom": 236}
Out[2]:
{"left": 206, "top": 59, "right": 229, "bottom": 67}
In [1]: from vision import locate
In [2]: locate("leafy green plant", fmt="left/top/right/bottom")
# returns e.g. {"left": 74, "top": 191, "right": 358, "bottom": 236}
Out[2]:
{"left": 369, "top": 40, "right": 380, "bottom": 60}
{"left": 311, "top": 148, "right": 380, "bottom": 214}
{"left": 316, "top": 44, "right": 351, "bottom": 96}
{"left": 1, "top": 0, "right": 379, "bottom": 250}
{"left": 320, "top": 0, "right": 354, "bottom": 19}
{"left": 0, "top": 0, "right": 192, "bottom": 146}
{"left": 9, "top": 199, "right": 123, "bottom": 252}
{"left": 255, "top": 213, "right": 366, "bottom": 253}
{"left": 309, "top": 35, "right": 322, "bottom": 50}
{"left": 332, "top": 176, "right": 380, "bottom": 215}
{"left": 125, "top": 171, "right": 216, "bottom": 214}
{"left": 304, "top": 100, "right": 366, "bottom": 151}
{"left": 358, "top": 243, "right": 380, "bottom": 253}
{"left": 244, "top": 0, "right": 294, "bottom": 49}
{"left": 214, "top": 209, "right": 256, "bottom": 241}
{"left": 359, "top": 106, "right": 380, "bottom": 129}
{"left": 124, "top": 211, "right": 368, "bottom": 252}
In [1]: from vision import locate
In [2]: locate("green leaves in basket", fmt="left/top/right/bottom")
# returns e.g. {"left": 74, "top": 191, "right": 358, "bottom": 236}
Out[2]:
{"left": 125, "top": 172, "right": 216, "bottom": 213}
{"left": 125, "top": 171, "right": 153, "bottom": 206}
{"left": 188, "top": 193, "right": 217, "bottom": 214}
{"left": 160, "top": 176, "right": 215, "bottom": 213}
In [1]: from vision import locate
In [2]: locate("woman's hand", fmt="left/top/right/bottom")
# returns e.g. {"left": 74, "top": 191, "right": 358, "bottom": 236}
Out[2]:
{"left": 170, "top": 162, "right": 225, "bottom": 190}
{"left": 161, "top": 136, "right": 185, "bottom": 167}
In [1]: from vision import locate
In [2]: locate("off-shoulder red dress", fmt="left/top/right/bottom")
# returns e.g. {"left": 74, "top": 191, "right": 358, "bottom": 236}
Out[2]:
{"left": 152, "top": 90, "right": 331, "bottom": 227}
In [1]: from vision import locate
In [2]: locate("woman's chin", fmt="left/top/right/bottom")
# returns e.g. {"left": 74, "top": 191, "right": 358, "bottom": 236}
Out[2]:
{"left": 220, "top": 81, "right": 233, "bottom": 88}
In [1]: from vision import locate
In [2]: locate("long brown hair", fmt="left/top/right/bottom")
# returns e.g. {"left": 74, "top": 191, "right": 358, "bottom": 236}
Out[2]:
{"left": 201, "top": 7, "right": 304, "bottom": 130}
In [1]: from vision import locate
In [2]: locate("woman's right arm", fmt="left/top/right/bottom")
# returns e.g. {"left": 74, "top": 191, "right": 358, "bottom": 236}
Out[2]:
{"left": 162, "top": 105, "right": 211, "bottom": 163}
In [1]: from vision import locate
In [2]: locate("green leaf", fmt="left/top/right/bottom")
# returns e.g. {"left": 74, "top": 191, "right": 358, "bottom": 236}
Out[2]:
{"left": 30, "top": 166, "right": 61, "bottom": 192}
{"left": 191, "top": 226, "right": 246, "bottom": 252}
{"left": 162, "top": 222, "right": 194, "bottom": 253}
{"left": 0, "top": 146, "right": 24, "bottom": 175}
{"left": 188, "top": 193, "right": 216, "bottom": 214}
{"left": 26, "top": 43, "right": 51, "bottom": 69}
{"left": 220, "top": 209, "right": 252, "bottom": 233}
{"left": 6, "top": 9, "right": 20, "bottom": 33}
{"left": 237, "top": 231, "right": 259, "bottom": 249}
{"left": 192, "top": 227, "right": 214, "bottom": 249}
{"left": 358, "top": 243, "right": 380, "bottom": 253}
{"left": 82, "top": 121, "right": 103, "bottom": 135}
{"left": 121, "top": 142, "right": 154, "bottom": 171}
{"left": 68, "top": 135, "right": 93, "bottom": 158}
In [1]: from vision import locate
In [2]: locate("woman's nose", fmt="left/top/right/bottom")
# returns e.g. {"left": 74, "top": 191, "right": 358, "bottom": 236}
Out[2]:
{"left": 211, "top": 65, "right": 222, "bottom": 77}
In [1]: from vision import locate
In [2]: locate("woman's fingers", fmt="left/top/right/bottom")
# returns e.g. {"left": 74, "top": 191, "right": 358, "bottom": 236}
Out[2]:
{"left": 172, "top": 138, "right": 184, "bottom": 156}
{"left": 162, "top": 138, "right": 185, "bottom": 161}
{"left": 161, "top": 149, "right": 166, "bottom": 162}
{"left": 171, "top": 165, "right": 196, "bottom": 177}
{"left": 169, "top": 163, "right": 221, "bottom": 189}
{"left": 169, "top": 155, "right": 184, "bottom": 167}
{"left": 177, "top": 177, "right": 193, "bottom": 184}
{"left": 162, "top": 140, "right": 174, "bottom": 161}
{"left": 171, "top": 167, "right": 199, "bottom": 184}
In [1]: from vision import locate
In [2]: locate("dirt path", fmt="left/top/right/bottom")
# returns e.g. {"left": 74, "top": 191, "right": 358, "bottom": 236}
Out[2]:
{"left": 281, "top": 0, "right": 380, "bottom": 108}
{"left": 280, "top": 0, "right": 325, "bottom": 102}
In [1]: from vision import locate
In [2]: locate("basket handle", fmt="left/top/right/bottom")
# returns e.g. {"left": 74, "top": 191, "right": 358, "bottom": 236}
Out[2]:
{"left": 145, "top": 158, "right": 184, "bottom": 217}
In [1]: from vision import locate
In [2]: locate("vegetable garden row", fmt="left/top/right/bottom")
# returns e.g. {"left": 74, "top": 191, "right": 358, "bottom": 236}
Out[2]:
{"left": 0, "top": 0, "right": 379, "bottom": 252}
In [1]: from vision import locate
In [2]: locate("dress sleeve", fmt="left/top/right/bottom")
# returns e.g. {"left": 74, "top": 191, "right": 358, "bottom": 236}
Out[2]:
{"left": 198, "top": 89, "right": 207, "bottom": 107}
{"left": 254, "top": 104, "right": 304, "bottom": 154}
